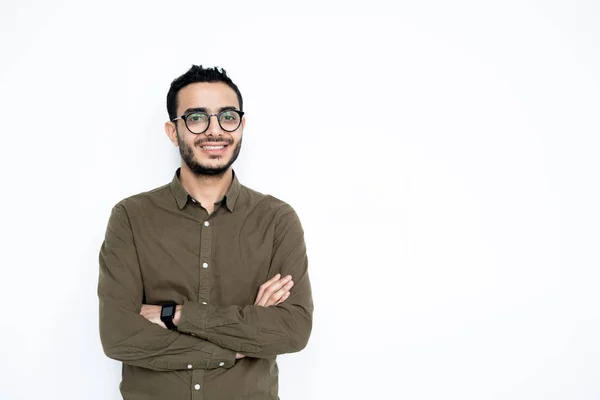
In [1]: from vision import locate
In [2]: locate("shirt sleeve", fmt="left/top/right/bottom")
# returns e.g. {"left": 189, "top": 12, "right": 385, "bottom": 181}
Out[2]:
{"left": 176, "top": 204, "right": 314, "bottom": 358}
{"left": 98, "top": 203, "right": 237, "bottom": 371}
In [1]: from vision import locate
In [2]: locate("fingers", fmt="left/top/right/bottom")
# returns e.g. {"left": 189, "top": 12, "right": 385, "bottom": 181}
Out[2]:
{"left": 139, "top": 304, "right": 153, "bottom": 318}
{"left": 264, "top": 280, "right": 294, "bottom": 307}
{"left": 139, "top": 305, "right": 164, "bottom": 327}
{"left": 255, "top": 274, "right": 281, "bottom": 305}
{"left": 275, "top": 291, "right": 291, "bottom": 306}
{"left": 254, "top": 274, "right": 293, "bottom": 307}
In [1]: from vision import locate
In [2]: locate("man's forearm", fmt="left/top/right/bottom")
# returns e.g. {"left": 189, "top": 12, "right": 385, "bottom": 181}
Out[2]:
{"left": 176, "top": 300, "right": 313, "bottom": 358}
{"left": 99, "top": 298, "right": 238, "bottom": 371}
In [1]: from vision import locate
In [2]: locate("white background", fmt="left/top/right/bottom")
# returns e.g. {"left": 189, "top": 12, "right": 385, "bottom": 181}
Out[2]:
{"left": 1, "top": 1, "right": 599, "bottom": 399}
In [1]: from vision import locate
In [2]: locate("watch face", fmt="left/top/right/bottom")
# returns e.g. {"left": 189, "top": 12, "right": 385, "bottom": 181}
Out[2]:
{"left": 161, "top": 305, "right": 174, "bottom": 318}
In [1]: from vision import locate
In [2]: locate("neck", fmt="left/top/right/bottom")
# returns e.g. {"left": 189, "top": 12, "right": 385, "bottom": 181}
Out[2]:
{"left": 179, "top": 164, "right": 233, "bottom": 214}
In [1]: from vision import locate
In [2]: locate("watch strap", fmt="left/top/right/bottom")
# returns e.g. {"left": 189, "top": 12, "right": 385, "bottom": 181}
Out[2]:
{"left": 163, "top": 318, "right": 177, "bottom": 330}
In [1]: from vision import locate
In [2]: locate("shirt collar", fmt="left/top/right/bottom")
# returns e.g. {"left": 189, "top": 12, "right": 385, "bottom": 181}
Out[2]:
{"left": 170, "top": 168, "right": 241, "bottom": 212}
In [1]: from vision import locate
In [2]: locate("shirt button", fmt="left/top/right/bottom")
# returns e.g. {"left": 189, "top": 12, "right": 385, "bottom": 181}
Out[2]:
{"left": 187, "top": 364, "right": 193, "bottom": 369}
{"left": 190, "top": 333, "right": 196, "bottom": 336}
{"left": 219, "top": 362, "right": 225, "bottom": 367}
{"left": 194, "top": 384, "right": 201, "bottom": 390}
{"left": 202, "top": 301, "right": 207, "bottom": 305}
{"left": 202, "top": 262, "right": 209, "bottom": 268}
{"left": 204, "top": 221, "right": 210, "bottom": 227}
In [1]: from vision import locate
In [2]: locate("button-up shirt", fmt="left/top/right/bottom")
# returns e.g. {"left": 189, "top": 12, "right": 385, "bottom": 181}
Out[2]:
{"left": 98, "top": 169, "right": 313, "bottom": 400}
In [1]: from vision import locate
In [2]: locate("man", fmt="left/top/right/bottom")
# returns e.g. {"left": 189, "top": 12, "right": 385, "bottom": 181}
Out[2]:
{"left": 98, "top": 65, "right": 313, "bottom": 400}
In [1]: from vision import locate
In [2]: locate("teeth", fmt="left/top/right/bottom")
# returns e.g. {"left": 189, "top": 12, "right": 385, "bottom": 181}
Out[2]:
{"left": 202, "top": 145, "right": 225, "bottom": 150}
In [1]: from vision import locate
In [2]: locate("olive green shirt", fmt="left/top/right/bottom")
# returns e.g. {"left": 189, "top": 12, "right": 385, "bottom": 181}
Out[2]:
{"left": 98, "top": 169, "right": 313, "bottom": 400}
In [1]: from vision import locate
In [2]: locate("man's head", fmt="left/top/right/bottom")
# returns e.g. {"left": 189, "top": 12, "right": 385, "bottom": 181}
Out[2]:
{"left": 165, "top": 65, "right": 245, "bottom": 177}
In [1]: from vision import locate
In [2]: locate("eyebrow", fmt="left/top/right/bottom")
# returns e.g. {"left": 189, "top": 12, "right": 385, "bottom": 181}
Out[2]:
{"left": 182, "top": 106, "right": 238, "bottom": 115}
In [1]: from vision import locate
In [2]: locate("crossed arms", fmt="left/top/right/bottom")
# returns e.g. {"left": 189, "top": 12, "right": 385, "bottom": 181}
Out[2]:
{"left": 138, "top": 273, "right": 295, "bottom": 360}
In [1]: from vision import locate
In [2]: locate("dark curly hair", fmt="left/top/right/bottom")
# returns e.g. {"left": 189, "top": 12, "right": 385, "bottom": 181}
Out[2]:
{"left": 166, "top": 65, "right": 243, "bottom": 121}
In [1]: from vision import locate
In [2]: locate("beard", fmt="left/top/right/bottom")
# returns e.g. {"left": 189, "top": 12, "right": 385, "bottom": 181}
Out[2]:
{"left": 177, "top": 129, "right": 242, "bottom": 178}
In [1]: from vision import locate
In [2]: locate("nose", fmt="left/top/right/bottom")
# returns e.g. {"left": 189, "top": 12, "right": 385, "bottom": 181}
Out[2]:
{"left": 205, "top": 114, "right": 223, "bottom": 136}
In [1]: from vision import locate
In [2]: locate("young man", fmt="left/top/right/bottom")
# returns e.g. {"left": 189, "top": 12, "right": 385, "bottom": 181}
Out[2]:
{"left": 98, "top": 65, "right": 313, "bottom": 399}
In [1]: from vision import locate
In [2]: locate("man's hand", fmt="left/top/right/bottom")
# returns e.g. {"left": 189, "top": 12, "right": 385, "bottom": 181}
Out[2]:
{"left": 254, "top": 273, "right": 294, "bottom": 307}
{"left": 140, "top": 304, "right": 165, "bottom": 328}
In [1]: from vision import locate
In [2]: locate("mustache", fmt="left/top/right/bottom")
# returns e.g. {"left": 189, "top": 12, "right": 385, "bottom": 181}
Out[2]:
{"left": 194, "top": 137, "right": 234, "bottom": 146}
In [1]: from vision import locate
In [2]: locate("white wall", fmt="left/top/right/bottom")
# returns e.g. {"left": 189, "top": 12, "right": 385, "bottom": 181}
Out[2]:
{"left": 1, "top": 1, "right": 599, "bottom": 399}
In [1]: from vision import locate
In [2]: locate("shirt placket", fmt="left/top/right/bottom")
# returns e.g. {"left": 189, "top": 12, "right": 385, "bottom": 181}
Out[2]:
{"left": 191, "top": 211, "right": 213, "bottom": 400}
{"left": 191, "top": 369, "right": 206, "bottom": 400}
{"left": 199, "top": 215, "right": 212, "bottom": 304}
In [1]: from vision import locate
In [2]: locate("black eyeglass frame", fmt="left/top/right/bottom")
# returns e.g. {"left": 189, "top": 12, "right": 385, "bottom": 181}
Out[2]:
{"left": 171, "top": 110, "right": 245, "bottom": 134}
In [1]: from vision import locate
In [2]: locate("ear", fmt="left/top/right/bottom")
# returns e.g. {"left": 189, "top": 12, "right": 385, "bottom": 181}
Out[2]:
{"left": 241, "top": 115, "right": 246, "bottom": 130}
{"left": 165, "top": 121, "right": 179, "bottom": 146}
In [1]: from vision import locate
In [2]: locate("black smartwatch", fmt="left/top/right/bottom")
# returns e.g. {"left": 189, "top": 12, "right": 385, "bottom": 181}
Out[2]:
{"left": 160, "top": 302, "right": 178, "bottom": 330}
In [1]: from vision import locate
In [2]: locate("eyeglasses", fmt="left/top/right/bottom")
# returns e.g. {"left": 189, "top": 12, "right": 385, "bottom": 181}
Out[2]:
{"left": 171, "top": 109, "right": 245, "bottom": 134}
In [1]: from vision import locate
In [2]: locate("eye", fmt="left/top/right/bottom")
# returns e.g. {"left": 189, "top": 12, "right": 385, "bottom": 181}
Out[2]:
{"left": 188, "top": 113, "right": 208, "bottom": 123}
{"left": 221, "top": 111, "right": 238, "bottom": 121}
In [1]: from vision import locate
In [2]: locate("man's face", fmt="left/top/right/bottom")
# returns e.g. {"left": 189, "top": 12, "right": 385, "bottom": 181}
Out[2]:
{"left": 169, "top": 82, "right": 244, "bottom": 177}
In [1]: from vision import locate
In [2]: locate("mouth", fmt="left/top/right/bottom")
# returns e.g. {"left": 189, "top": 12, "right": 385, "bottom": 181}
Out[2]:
{"left": 198, "top": 143, "right": 230, "bottom": 154}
